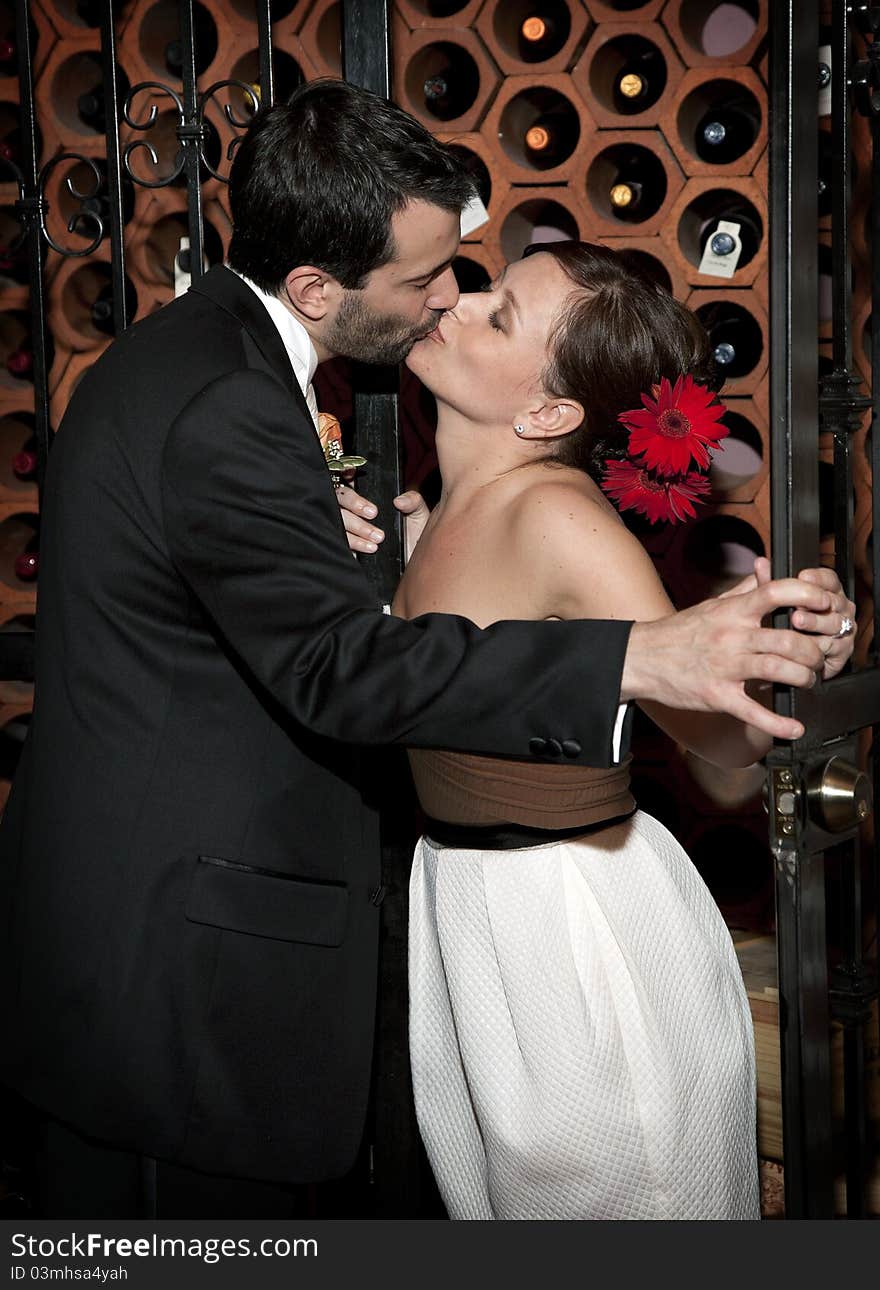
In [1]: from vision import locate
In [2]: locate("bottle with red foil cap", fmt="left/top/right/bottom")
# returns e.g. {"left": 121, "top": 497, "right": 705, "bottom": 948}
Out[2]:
{"left": 5, "top": 344, "right": 33, "bottom": 379}
{"left": 0, "top": 34, "right": 16, "bottom": 75}
{"left": 12, "top": 438, "right": 38, "bottom": 480}
{"left": 14, "top": 541, "right": 38, "bottom": 582}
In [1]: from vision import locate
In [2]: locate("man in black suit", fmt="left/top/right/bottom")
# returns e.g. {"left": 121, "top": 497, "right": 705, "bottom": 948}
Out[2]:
{"left": 0, "top": 80, "right": 849, "bottom": 1218}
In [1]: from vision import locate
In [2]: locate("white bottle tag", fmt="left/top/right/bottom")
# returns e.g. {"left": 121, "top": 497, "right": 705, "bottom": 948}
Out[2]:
{"left": 818, "top": 44, "right": 832, "bottom": 116}
{"left": 174, "top": 236, "right": 192, "bottom": 297}
{"left": 698, "top": 220, "right": 742, "bottom": 279}
{"left": 460, "top": 192, "right": 490, "bottom": 238}
{"left": 173, "top": 236, "right": 209, "bottom": 297}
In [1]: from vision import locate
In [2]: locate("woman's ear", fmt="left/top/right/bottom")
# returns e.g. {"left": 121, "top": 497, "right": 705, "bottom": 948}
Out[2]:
{"left": 521, "top": 399, "right": 585, "bottom": 440}
{"left": 283, "top": 266, "right": 341, "bottom": 323}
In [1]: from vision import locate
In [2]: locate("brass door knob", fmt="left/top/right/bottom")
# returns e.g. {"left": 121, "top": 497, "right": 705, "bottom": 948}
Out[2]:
{"left": 806, "top": 757, "right": 873, "bottom": 833}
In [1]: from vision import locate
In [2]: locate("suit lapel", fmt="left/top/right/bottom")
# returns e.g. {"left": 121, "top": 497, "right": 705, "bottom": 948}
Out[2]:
{"left": 189, "top": 266, "right": 313, "bottom": 426}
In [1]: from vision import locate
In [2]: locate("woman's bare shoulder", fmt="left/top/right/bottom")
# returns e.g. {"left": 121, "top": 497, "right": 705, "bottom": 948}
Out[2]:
{"left": 510, "top": 465, "right": 628, "bottom": 545}
{"left": 510, "top": 465, "right": 672, "bottom": 621}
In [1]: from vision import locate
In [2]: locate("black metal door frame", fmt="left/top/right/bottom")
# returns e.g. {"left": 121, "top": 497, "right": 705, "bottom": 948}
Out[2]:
{"left": 769, "top": 0, "right": 879, "bottom": 1219}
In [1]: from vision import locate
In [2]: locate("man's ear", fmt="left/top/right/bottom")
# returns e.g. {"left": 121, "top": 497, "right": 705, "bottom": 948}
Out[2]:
{"left": 283, "top": 266, "right": 342, "bottom": 323}
{"left": 520, "top": 399, "right": 585, "bottom": 440}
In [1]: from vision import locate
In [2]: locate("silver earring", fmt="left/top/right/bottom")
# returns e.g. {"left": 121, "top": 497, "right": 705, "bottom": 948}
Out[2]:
{"left": 514, "top": 424, "right": 525, "bottom": 435}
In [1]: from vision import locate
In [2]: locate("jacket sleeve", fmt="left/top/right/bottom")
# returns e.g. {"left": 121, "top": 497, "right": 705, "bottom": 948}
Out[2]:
{"left": 160, "top": 368, "right": 633, "bottom": 767}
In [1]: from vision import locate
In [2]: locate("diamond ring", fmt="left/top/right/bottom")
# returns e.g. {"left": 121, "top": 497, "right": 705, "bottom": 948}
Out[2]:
{"left": 835, "top": 615, "right": 854, "bottom": 638}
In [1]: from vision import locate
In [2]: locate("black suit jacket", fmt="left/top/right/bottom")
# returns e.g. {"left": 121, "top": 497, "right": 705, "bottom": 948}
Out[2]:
{"left": 0, "top": 266, "right": 632, "bottom": 1183}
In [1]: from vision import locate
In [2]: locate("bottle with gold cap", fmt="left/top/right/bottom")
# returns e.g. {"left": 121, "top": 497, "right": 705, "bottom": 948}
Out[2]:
{"left": 610, "top": 41, "right": 666, "bottom": 115}
{"left": 515, "top": 2, "right": 570, "bottom": 62}
{"left": 609, "top": 176, "right": 643, "bottom": 220}
{"left": 605, "top": 152, "right": 651, "bottom": 221}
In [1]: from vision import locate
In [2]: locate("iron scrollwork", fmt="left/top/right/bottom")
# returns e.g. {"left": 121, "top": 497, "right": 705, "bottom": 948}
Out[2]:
{"left": 122, "top": 78, "right": 259, "bottom": 188}
{"left": 1, "top": 151, "right": 107, "bottom": 259}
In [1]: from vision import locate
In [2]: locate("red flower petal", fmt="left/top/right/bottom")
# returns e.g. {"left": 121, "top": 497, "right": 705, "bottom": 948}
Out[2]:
{"left": 617, "top": 375, "right": 729, "bottom": 476}
{"left": 602, "top": 460, "right": 712, "bottom": 525}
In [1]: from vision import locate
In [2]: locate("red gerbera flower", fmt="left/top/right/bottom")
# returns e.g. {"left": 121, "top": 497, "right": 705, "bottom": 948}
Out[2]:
{"left": 619, "top": 375, "right": 728, "bottom": 475}
{"left": 602, "top": 460, "right": 712, "bottom": 525}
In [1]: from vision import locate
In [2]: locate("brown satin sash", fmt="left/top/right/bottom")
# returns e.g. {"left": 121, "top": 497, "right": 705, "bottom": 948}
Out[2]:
{"left": 408, "top": 748, "right": 634, "bottom": 832}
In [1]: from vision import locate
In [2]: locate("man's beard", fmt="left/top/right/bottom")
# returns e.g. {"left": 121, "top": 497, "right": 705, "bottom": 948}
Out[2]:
{"left": 324, "top": 291, "right": 442, "bottom": 366}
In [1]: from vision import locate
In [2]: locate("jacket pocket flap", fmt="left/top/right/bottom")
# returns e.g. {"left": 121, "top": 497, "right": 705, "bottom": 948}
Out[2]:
{"left": 185, "top": 856, "right": 348, "bottom": 946}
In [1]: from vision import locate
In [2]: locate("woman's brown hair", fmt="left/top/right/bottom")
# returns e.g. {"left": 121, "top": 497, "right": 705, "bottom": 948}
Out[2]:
{"left": 531, "top": 241, "right": 720, "bottom": 483}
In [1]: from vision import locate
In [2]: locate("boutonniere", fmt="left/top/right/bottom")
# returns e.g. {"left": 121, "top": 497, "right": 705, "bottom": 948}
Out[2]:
{"left": 317, "top": 412, "right": 366, "bottom": 489}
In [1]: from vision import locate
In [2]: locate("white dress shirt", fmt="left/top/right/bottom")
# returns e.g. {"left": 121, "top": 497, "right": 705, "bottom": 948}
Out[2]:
{"left": 230, "top": 269, "right": 320, "bottom": 429}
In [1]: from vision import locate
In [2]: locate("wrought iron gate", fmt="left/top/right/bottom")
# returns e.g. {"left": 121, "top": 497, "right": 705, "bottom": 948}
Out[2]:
{"left": 769, "top": 0, "right": 880, "bottom": 1219}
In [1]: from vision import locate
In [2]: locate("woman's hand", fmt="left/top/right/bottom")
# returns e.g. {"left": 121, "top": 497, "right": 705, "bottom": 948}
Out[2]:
{"left": 394, "top": 490, "right": 432, "bottom": 563}
{"left": 335, "top": 482, "right": 385, "bottom": 555}
{"left": 335, "top": 484, "right": 432, "bottom": 561}
{"left": 728, "top": 557, "right": 857, "bottom": 681}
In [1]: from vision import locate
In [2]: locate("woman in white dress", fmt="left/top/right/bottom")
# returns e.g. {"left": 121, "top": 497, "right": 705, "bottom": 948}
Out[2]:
{"left": 391, "top": 241, "right": 855, "bottom": 1221}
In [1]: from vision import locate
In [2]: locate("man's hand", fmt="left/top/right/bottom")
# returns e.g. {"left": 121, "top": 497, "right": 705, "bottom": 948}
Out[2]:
{"left": 335, "top": 482, "right": 385, "bottom": 555}
{"left": 621, "top": 578, "right": 837, "bottom": 740}
{"left": 724, "top": 557, "right": 857, "bottom": 681}
{"left": 393, "top": 490, "right": 431, "bottom": 563}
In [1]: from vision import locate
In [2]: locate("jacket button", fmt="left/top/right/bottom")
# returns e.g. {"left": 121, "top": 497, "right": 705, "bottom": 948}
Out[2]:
{"left": 529, "top": 737, "right": 547, "bottom": 755}
{"left": 545, "top": 738, "right": 563, "bottom": 757}
{"left": 562, "top": 739, "right": 581, "bottom": 758}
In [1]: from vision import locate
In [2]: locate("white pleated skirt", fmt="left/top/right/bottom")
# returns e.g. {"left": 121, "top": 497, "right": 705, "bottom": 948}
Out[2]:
{"left": 408, "top": 810, "right": 760, "bottom": 1220}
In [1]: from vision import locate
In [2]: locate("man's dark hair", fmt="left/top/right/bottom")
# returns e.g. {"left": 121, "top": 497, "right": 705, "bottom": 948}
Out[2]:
{"left": 531, "top": 241, "right": 721, "bottom": 484}
{"left": 227, "top": 78, "right": 474, "bottom": 293}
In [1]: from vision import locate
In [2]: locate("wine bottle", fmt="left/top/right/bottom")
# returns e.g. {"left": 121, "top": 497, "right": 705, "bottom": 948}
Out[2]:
{"left": 77, "top": 84, "right": 106, "bottom": 132}
{"left": 417, "top": 44, "right": 479, "bottom": 121}
{"left": 88, "top": 277, "right": 138, "bottom": 336}
{"left": 163, "top": 4, "right": 218, "bottom": 79}
{"left": 697, "top": 202, "right": 762, "bottom": 268}
{"left": 694, "top": 96, "right": 760, "bottom": 164}
{"left": 0, "top": 131, "right": 20, "bottom": 167}
{"left": 165, "top": 38, "right": 183, "bottom": 75}
{"left": 521, "top": 103, "right": 578, "bottom": 168}
{"left": 91, "top": 286, "right": 115, "bottom": 335}
{"left": 515, "top": 2, "right": 570, "bottom": 62}
{"left": 610, "top": 180, "right": 643, "bottom": 215}
{"left": 611, "top": 41, "right": 666, "bottom": 115}
{"left": 13, "top": 540, "right": 38, "bottom": 581}
{"left": 0, "top": 34, "right": 16, "bottom": 74}
{"left": 817, "top": 129, "right": 831, "bottom": 218}
{"left": 603, "top": 149, "right": 662, "bottom": 223}
{"left": 698, "top": 304, "right": 762, "bottom": 379}
{"left": 74, "top": 61, "right": 132, "bottom": 136}
{"left": 0, "top": 119, "right": 42, "bottom": 170}
{"left": 5, "top": 344, "right": 33, "bottom": 379}
{"left": 11, "top": 438, "right": 38, "bottom": 480}
{"left": 818, "top": 23, "right": 832, "bottom": 116}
